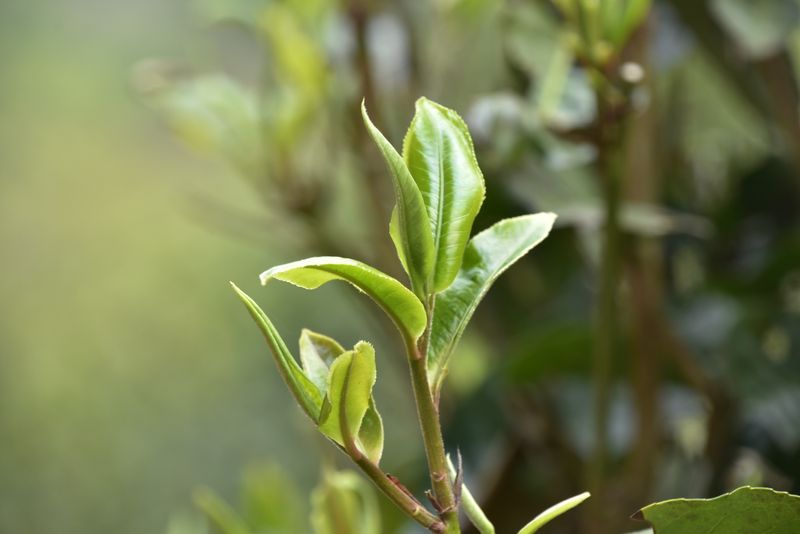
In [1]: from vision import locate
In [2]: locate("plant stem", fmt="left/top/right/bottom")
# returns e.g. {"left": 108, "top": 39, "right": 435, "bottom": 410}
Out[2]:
{"left": 587, "top": 79, "right": 624, "bottom": 532}
{"left": 352, "top": 454, "right": 445, "bottom": 532}
{"left": 407, "top": 297, "right": 460, "bottom": 533}
{"left": 339, "top": 351, "right": 445, "bottom": 532}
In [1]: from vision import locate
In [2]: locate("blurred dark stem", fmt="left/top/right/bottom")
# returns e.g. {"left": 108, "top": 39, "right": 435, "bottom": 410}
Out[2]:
{"left": 586, "top": 71, "right": 625, "bottom": 534}
{"left": 620, "top": 20, "right": 661, "bottom": 509}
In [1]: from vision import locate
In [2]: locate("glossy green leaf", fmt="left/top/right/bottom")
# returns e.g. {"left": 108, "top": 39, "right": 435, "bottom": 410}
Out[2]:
{"left": 318, "top": 342, "right": 383, "bottom": 464}
{"left": 230, "top": 283, "right": 323, "bottom": 422}
{"left": 517, "top": 492, "right": 590, "bottom": 534}
{"left": 634, "top": 486, "right": 800, "bottom": 533}
{"left": 428, "top": 213, "right": 557, "bottom": 393}
{"left": 299, "top": 328, "right": 345, "bottom": 392}
{"left": 402, "top": 97, "right": 485, "bottom": 292}
{"left": 260, "top": 256, "right": 426, "bottom": 345}
{"left": 362, "top": 101, "right": 434, "bottom": 296}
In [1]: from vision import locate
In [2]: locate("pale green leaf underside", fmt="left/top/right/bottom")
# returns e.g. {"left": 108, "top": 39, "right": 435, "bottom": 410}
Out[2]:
{"left": 318, "top": 342, "right": 383, "bottom": 464}
{"left": 231, "top": 283, "right": 323, "bottom": 421}
{"left": 428, "top": 213, "right": 557, "bottom": 392}
{"left": 299, "top": 328, "right": 345, "bottom": 393}
{"left": 362, "top": 100, "right": 434, "bottom": 296}
{"left": 517, "top": 492, "right": 590, "bottom": 534}
{"left": 635, "top": 486, "right": 800, "bottom": 533}
{"left": 260, "top": 256, "right": 427, "bottom": 344}
{"left": 403, "top": 97, "right": 485, "bottom": 292}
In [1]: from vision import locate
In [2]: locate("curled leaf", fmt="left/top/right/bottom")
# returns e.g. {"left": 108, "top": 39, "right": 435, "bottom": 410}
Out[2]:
{"left": 260, "top": 256, "right": 426, "bottom": 346}
{"left": 318, "top": 342, "right": 384, "bottom": 464}
{"left": 299, "top": 329, "right": 345, "bottom": 392}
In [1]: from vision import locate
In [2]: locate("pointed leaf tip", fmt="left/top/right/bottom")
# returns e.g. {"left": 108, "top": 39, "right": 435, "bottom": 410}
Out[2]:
{"left": 403, "top": 97, "right": 486, "bottom": 292}
{"left": 362, "top": 100, "right": 434, "bottom": 296}
{"left": 230, "top": 284, "right": 323, "bottom": 422}
{"left": 428, "top": 212, "right": 557, "bottom": 394}
{"left": 517, "top": 492, "right": 590, "bottom": 534}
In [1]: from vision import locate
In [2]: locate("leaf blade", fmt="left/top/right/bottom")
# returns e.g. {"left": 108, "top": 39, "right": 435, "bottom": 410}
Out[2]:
{"left": 318, "top": 342, "right": 383, "bottom": 464}
{"left": 403, "top": 97, "right": 485, "bottom": 292}
{"left": 362, "top": 100, "right": 434, "bottom": 296}
{"left": 260, "top": 256, "right": 427, "bottom": 345}
{"left": 634, "top": 486, "right": 800, "bottom": 533}
{"left": 428, "top": 213, "right": 557, "bottom": 393}
{"left": 299, "top": 328, "right": 346, "bottom": 392}
{"left": 231, "top": 282, "right": 323, "bottom": 421}
{"left": 516, "top": 492, "right": 590, "bottom": 534}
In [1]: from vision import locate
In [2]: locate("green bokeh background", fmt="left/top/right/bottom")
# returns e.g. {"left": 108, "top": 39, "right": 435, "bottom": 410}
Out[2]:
{"left": 0, "top": 2, "right": 419, "bottom": 532}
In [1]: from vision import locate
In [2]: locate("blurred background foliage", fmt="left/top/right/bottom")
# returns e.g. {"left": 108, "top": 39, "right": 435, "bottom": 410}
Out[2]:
{"left": 2, "top": 0, "right": 800, "bottom": 532}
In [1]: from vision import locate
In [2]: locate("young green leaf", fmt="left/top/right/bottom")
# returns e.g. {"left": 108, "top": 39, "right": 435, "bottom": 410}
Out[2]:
{"left": 633, "top": 486, "right": 800, "bottom": 533}
{"left": 361, "top": 100, "right": 434, "bottom": 296}
{"left": 230, "top": 282, "right": 323, "bottom": 422}
{"left": 260, "top": 256, "right": 426, "bottom": 346}
{"left": 299, "top": 329, "right": 346, "bottom": 392}
{"left": 517, "top": 492, "right": 590, "bottom": 534}
{"left": 318, "top": 342, "right": 384, "bottom": 464}
{"left": 358, "top": 398, "right": 384, "bottom": 465}
{"left": 403, "top": 97, "right": 485, "bottom": 292}
{"left": 428, "top": 213, "right": 557, "bottom": 394}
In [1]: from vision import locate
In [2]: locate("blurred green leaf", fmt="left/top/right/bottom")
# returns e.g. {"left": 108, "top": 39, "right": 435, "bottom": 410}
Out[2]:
{"left": 257, "top": 3, "right": 329, "bottom": 148}
{"left": 635, "top": 486, "right": 800, "bottom": 533}
{"left": 310, "top": 469, "right": 381, "bottom": 534}
{"left": 428, "top": 213, "right": 557, "bottom": 394}
{"left": 517, "top": 492, "right": 590, "bottom": 534}
{"left": 402, "top": 97, "right": 485, "bottom": 292}
{"left": 194, "top": 488, "right": 251, "bottom": 534}
{"left": 318, "top": 342, "right": 384, "bottom": 464}
{"left": 165, "top": 511, "right": 206, "bottom": 534}
{"left": 230, "top": 283, "right": 323, "bottom": 422}
{"left": 260, "top": 256, "right": 427, "bottom": 345}
{"left": 147, "top": 76, "right": 264, "bottom": 176}
{"left": 536, "top": 35, "right": 575, "bottom": 124}
{"left": 362, "top": 101, "right": 435, "bottom": 297}
{"left": 299, "top": 329, "right": 346, "bottom": 393}
{"left": 240, "top": 465, "right": 304, "bottom": 533}
{"left": 711, "top": 0, "right": 799, "bottom": 59}
{"left": 601, "top": 0, "right": 651, "bottom": 48}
